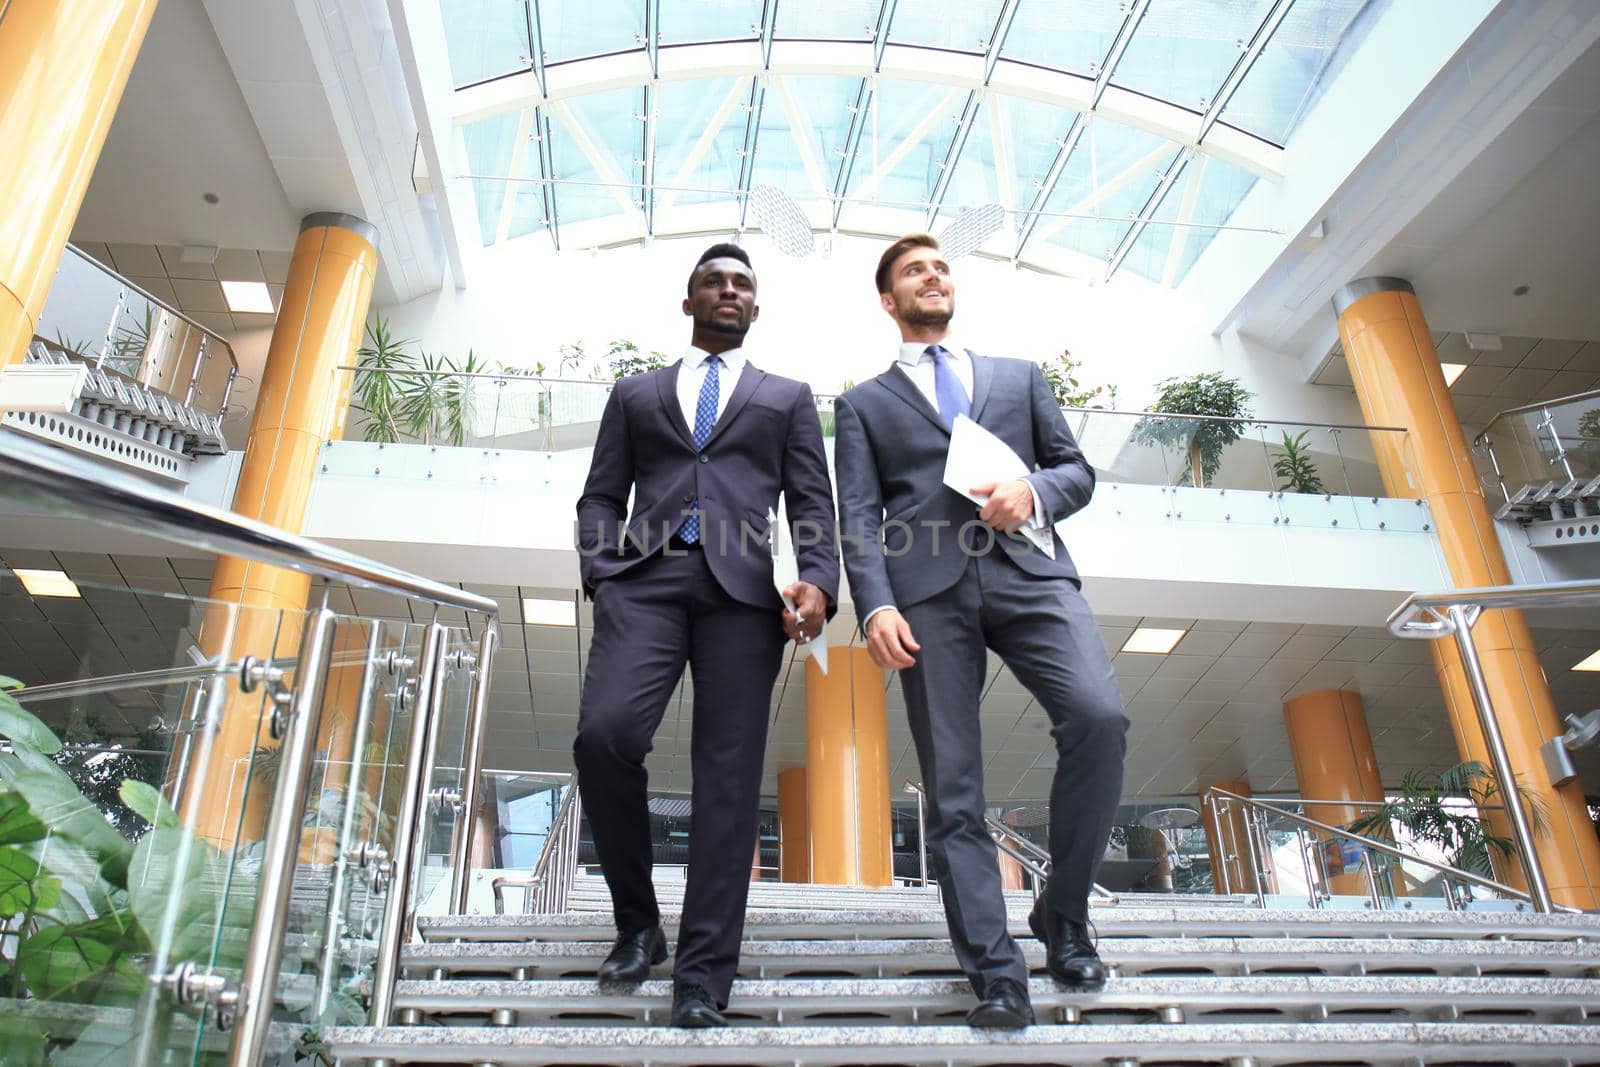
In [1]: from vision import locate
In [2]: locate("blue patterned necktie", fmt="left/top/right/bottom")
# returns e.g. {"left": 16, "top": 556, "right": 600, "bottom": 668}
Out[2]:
{"left": 928, "top": 344, "right": 970, "bottom": 429}
{"left": 678, "top": 355, "right": 721, "bottom": 543}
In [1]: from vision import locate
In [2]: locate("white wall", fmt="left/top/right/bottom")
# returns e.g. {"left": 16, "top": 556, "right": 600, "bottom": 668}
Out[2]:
{"left": 372, "top": 232, "right": 1367, "bottom": 424}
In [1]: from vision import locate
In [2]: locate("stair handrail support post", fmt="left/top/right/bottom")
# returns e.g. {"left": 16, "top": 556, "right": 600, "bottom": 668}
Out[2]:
{"left": 1445, "top": 603, "right": 1555, "bottom": 913}
{"left": 227, "top": 600, "right": 340, "bottom": 1067}
{"left": 369, "top": 620, "right": 450, "bottom": 1026}
{"left": 449, "top": 623, "right": 499, "bottom": 915}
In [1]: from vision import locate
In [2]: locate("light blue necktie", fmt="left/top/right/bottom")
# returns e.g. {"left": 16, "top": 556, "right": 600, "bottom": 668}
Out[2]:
{"left": 929, "top": 345, "right": 970, "bottom": 429}
{"left": 678, "top": 355, "right": 721, "bottom": 543}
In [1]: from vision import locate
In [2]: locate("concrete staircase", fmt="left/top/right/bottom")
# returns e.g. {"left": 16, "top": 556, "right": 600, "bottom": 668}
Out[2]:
{"left": 324, "top": 875, "right": 1600, "bottom": 1065}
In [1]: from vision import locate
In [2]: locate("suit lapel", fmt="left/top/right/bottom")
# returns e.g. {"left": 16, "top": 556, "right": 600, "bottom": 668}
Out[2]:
{"left": 968, "top": 350, "right": 994, "bottom": 422}
{"left": 882, "top": 363, "right": 950, "bottom": 437}
{"left": 701, "top": 362, "right": 765, "bottom": 448}
{"left": 656, "top": 362, "right": 695, "bottom": 448}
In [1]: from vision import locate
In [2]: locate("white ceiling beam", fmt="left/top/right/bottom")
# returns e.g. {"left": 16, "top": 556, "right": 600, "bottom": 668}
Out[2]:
{"left": 770, "top": 75, "right": 831, "bottom": 199}
{"left": 1161, "top": 153, "right": 1208, "bottom": 287}
{"left": 547, "top": 99, "right": 644, "bottom": 221}
{"left": 851, "top": 86, "right": 966, "bottom": 204}
{"left": 990, "top": 94, "right": 1016, "bottom": 216}
{"left": 1031, "top": 138, "right": 1172, "bottom": 246}
{"left": 495, "top": 107, "right": 536, "bottom": 244}
{"left": 658, "top": 76, "right": 752, "bottom": 215}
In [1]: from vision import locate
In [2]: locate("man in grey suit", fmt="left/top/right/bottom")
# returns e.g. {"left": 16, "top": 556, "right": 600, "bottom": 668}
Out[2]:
{"left": 833, "top": 233, "right": 1127, "bottom": 1028}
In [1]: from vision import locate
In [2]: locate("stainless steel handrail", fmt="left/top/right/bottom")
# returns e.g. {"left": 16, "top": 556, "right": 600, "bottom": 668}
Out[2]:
{"left": 1204, "top": 787, "right": 1579, "bottom": 914}
{"left": 0, "top": 429, "right": 496, "bottom": 615}
{"left": 492, "top": 775, "right": 583, "bottom": 915}
{"left": 1389, "top": 579, "right": 1600, "bottom": 631}
{"left": 12, "top": 647, "right": 386, "bottom": 705}
{"left": 1474, "top": 386, "right": 1600, "bottom": 440}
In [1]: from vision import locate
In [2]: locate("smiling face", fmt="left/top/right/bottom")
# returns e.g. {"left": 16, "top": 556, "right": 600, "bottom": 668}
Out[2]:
{"left": 881, "top": 244, "right": 955, "bottom": 331}
{"left": 683, "top": 257, "right": 759, "bottom": 341}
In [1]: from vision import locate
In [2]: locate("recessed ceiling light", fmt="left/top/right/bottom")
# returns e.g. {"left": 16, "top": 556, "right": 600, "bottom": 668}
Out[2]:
{"left": 14, "top": 569, "right": 81, "bottom": 598}
{"left": 1122, "top": 627, "right": 1187, "bottom": 655}
{"left": 203, "top": 192, "right": 220, "bottom": 205}
{"left": 221, "top": 280, "right": 274, "bottom": 314}
{"left": 1573, "top": 650, "right": 1600, "bottom": 672}
{"left": 1441, "top": 362, "right": 1467, "bottom": 387}
{"left": 1512, "top": 285, "right": 1530, "bottom": 296}
{"left": 523, "top": 597, "right": 576, "bottom": 627}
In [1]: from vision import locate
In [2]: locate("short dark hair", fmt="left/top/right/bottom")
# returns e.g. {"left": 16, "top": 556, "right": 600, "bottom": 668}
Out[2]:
{"left": 875, "top": 233, "right": 940, "bottom": 294}
{"left": 687, "top": 242, "right": 754, "bottom": 296}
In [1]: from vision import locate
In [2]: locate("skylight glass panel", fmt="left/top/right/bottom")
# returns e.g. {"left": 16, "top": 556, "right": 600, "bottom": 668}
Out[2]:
{"left": 441, "top": 0, "right": 531, "bottom": 88}
{"left": 503, "top": 112, "right": 550, "bottom": 242}
{"left": 773, "top": 0, "right": 880, "bottom": 41}
{"left": 660, "top": 0, "right": 763, "bottom": 46}
{"left": 843, "top": 79, "right": 964, "bottom": 210}
{"left": 999, "top": 95, "right": 1081, "bottom": 217}
{"left": 538, "top": 0, "right": 645, "bottom": 64}
{"left": 1218, "top": 0, "right": 1369, "bottom": 144}
{"left": 1001, "top": 0, "right": 1124, "bottom": 77}
{"left": 746, "top": 75, "right": 861, "bottom": 206}
{"left": 885, "top": 0, "right": 1006, "bottom": 53}
{"left": 1112, "top": 0, "right": 1274, "bottom": 115}
{"left": 652, "top": 77, "right": 748, "bottom": 210}
{"left": 931, "top": 100, "right": 1000, "bottom": 227}
{"left": 549, "top": 87, "right": 645, "bottom": 227}
{"left": 1034, "top": 122, "right": 1171, "bottom": 268}
{"left": 462, "top": 111, "right": 521, "bottom": 245}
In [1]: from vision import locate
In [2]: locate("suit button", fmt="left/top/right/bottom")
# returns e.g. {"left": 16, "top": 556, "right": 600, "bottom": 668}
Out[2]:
{"left": 698, "top": 454, "right": 708, "bottom": 463}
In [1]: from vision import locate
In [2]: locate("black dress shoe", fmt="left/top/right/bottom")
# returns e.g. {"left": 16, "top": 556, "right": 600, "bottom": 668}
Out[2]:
{"left": 966, "top": 976, "right": 1034, "bottom": 1029}
{"left": 1029, "top": 896, "right": 1106, "bottom": 990}
{"left": 670, "top": 982, "right": 728, "bottom": 1028}
{"left": 597, "top": 925, "right": 667, "bottom": 983}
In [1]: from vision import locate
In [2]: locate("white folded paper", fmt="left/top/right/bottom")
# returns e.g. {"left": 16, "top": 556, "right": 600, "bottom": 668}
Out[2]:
{"left": 769, "top": 504, "right": 828, "bottom": 673}
{"left": 941, "top": 415, "right": 1057, "bottom": 559}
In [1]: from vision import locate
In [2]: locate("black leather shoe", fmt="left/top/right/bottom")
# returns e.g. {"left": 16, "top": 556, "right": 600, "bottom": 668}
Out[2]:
{"left": 597, "top": 925, "right": 667, "bottom": 983}
{"left": 1029, "top": 896, "right": 1106, "bottom": 990}
{"left": 966, "top": 976, "right": 1034, "bottom": 1029}
{"left": 670, "top": 982, "right": 728, "bottom": 1028}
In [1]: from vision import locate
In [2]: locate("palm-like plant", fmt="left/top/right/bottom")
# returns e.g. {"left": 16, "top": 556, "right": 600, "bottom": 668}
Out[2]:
{"left": 1274, "top": 430, "right": 1326, "bottom": 494}
{"left": 354, "top": 318, "right": 418, "bottom": 443}
{"left": 1345, "top": 761, "right": 1547, "bottom": 879}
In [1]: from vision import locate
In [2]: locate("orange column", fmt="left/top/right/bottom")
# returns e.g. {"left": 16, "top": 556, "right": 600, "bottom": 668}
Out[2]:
{"left": 777, "top": 767, "right": 810, "bottom": 883}
{"left": 1202, "top": 781, "right": 1274, "bottom": 896}
{"left": 804, "top": 647, "right": 892, "bottom": 887}
{"left": 0, "top": 0, "right": 161, "bottom": 368}
{"left": 189, "top": 214, "right": 379, "bottom": 842}
{"left": 1336, "top": 277, "right": 1600, "bottom": 908}
{"left": 1283, "top": 690, "right": 1388, "bottom": 896}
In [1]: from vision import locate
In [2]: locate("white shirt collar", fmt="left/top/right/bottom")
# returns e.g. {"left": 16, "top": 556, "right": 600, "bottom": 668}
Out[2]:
{"left": 895, "top": 339, "right": 966, "bottom": 368}
{"left": 685, "top": 345, "right": 747, "bottom": 372}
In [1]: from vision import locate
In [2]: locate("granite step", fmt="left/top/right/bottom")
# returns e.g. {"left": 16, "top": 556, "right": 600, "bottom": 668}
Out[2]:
{"left": 390, "top": 974, "right": 1600, "bottom": 1027}
{"left": 401, "top": 935, "right": 1600, "bottom": 980}
{"left": 320, "top": 1020, "right": 1600, "bottom": 1065}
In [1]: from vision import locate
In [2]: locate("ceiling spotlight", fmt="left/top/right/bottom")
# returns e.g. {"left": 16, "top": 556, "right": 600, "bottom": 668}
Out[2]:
{"left": 1441, "top": 362, "right": 1467, "bottom": 387}
{"left": 938, "top": 203, "right": 1006, "bottom": 260}
{"left": 13, "top": 568, "right": 81, "bottom": 598}
{"left": 747, "top": 184, "right": 815, "bottom": 258}
{"left": 523, "top": 597, "right": 576, "bottom": 627}
{"left": 1122, "top": 627, "right": 1187, "bottom": 655}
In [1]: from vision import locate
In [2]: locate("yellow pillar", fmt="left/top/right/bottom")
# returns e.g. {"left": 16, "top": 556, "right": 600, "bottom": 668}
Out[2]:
{"left": 190, "top": 214, "right": 379, "bottom": 842}
{"left": 1283, "top": 690, "right": 1388, "bottom": 896}
{"left": 804, "top": 647, "right": 892, "bottom": 887}
{"left": 0, "top": 0, "right": 161, "bottom": 367}
{"left": 1202, "top": 781, "right": 1274, "bottom": 896}
{"left": 777, "top": 767, "right": 810, "bottom": 883}
{"left": 1336, "top": 277, "right": 1600, "bottom": 908}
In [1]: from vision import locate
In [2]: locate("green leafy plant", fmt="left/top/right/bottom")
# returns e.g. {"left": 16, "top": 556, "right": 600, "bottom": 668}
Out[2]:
{"left": 354, "top": 317, "right": 419, "bottom": 444}
{"left": 1130, "top": 372, "right": 1255, "bottom": 488}
{"left": 1040, "top": 349, "right": 1104, "bottom": 409}
{"left": 603, "top": 339, "right": 669, "bottom": 380}
{"left": 1273, "top": 430, "right": 1326, "bottom": 495}
{"left": 1345, "top": 760, "right": 1547, "bottom": 879}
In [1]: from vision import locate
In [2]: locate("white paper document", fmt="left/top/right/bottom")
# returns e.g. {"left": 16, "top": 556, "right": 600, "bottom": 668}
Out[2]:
{"left": 769, "top": 504, "right": 828, "bottom": 673}
{"left": 941, "top": 415, "right": 1057, "bottom": 560}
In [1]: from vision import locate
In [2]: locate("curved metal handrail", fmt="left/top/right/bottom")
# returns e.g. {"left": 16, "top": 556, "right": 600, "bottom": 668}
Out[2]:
{"left": 1388, "top": 578, "right": 1600, "bottom": 636}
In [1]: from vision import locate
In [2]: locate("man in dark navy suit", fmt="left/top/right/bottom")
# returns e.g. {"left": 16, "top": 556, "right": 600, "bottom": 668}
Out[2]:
{"left": 574, "top": 244, "right": 839, "bottom": 1027}
{"left": 834, "top": 233, "right": 1127, "bottom": 1028}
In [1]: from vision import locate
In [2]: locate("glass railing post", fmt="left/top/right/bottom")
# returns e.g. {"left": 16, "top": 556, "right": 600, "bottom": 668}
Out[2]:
{"left": 369, "top": 620, "right": 449, "bottom": 1026}
{"left": 450, "top": 624, "right": 499, "bottom": 915}
{"left": 228, "top": 601, "right": 340, "bottom": 1067}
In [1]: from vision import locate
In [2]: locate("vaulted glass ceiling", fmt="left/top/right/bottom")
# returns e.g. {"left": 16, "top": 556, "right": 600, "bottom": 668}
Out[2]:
{"left": 438, "top": 0, "right": 1369, "bottom": 285}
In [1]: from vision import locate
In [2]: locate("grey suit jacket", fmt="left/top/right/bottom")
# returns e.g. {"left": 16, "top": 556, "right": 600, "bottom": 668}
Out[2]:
{"left": 833, "top": 353, "right": 1095, "bottom": 621}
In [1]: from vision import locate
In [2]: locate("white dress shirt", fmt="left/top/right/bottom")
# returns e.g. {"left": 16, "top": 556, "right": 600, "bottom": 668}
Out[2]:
{"left": 864, "top": 340, "right": 1048, "bottom": 631}
{"left": 677, "top": 345, "right": 746, "bottom": 433}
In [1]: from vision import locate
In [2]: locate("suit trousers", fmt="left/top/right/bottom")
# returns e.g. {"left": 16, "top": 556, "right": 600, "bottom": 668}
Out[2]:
{"left": 573, "top": 546, "right": 786, "bottom": 1006}
{"left": 898, "top": 550, "right": 1128, "bottom": 994}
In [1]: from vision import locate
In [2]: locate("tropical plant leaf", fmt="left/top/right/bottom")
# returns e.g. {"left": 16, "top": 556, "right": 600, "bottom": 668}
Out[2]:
{"left": 16, "top": 913, "right": 148, "bottom": 1003}
{"left": 0, "top": 1012, "right": 49, "bottom": 1067}
{"left": 0, "top": 791, "right": 46, "bottom": 844}
{"left": 9, "top": 766, "right": 132, "bottom": 886}
{"left": 0, "top": 844, "right": 61, "bottom": 915}
{"left": 127, "top": 826, "right": 251, "bottom": 969}
{"left": 117, "top": 780, "right": 179, "bottom": 831}
{"left": 0, "top": 689, "right": 63, "bottom": 755}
